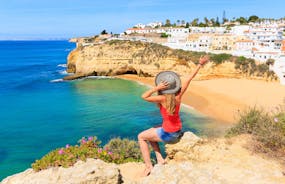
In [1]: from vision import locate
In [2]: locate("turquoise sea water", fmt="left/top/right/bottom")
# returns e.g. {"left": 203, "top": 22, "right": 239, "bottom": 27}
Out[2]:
{"left": 0, "top": 41, "right": 226, "bottom": 180}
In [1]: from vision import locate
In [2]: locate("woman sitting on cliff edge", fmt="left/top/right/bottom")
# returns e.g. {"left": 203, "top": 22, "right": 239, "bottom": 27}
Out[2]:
{"left": 138, "top": 55, "right": 209, "bottom": 176}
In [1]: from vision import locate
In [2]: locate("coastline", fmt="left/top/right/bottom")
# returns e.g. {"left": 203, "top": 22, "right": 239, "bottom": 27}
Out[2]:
{"left": 116, "top": 74, "right": 285, "bottom": 124}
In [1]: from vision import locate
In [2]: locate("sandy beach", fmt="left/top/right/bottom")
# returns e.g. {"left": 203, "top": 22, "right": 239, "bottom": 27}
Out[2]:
{"left": 117, "top": 74, "right": 285, "bottom": 124}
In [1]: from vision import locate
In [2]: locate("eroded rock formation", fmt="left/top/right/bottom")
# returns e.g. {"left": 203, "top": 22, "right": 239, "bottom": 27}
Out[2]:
{"left": 65, "top": 40, "right": 239, "bottom": 80}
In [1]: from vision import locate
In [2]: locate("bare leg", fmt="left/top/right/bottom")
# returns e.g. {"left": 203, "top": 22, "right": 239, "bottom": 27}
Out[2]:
{"left": 149, "top": 141, "right": 165, "bottom": 164}
{"left": 138, "top": 128, "right": 162, "bottom": 176}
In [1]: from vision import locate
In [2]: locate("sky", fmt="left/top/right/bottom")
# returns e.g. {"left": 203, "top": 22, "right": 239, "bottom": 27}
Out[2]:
{"left": 0, "top": 0, "right": 284, "bottom": 40}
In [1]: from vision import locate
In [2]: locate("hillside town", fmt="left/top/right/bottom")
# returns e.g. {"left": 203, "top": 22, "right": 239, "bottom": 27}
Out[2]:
{"left": 125, "top": 20, "right": 285, "bottom": 63}
{"left": 74, "top": 17, "right": 285, "bottom": 85}
{"left": 125, "top": 19, "right": 285, "bottom": 85}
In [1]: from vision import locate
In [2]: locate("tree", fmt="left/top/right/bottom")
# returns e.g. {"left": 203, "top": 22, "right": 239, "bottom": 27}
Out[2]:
{"left": 181, "top": 20, "right": 185, "bottom": 25}
{"left": 177, "top": 20, "right": 180, "bottom": 26}
{"left": 236, "top": 17, "right": 247, "bottom": 24}
{"left": 223, "top": 18, "right": 229, "bottom": 24}
{"left": 266, "top": 59, "right": 275, "bottom": 66}
{"left": 198, "top": 22, "right": 206, "bottom": 27}
{"left": 210, "top": 18, "right": 215, "bottom": 26}
{"left": 160, "top": 33, "right": 169, "bottom": 38}
{"left": 165, "top": 19, "right": 171, "bottom": 27}
{"left": 204, "top": 17, "right": 209, "bottom": 26}
{"left": 185, "top": 22, "right": 190, "bottom": 28}
{"left": 101, "top": 30, "right": 108, "bottom": 34}
{"left": 215, "top": 17, "right": 220, "bottom": 26}
{"left": 248, "top": 15, "right": 259, "bottom": 22}
{"left": 191, "top": 18, "right": 199, "bottom": 26}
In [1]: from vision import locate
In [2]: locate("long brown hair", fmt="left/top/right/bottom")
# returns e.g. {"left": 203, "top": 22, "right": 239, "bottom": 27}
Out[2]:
{"left": 158, "top": 88, "right": 181, "bottom": 115}
{"left": 164, "top": 94, "right": 176, "bottom": 115}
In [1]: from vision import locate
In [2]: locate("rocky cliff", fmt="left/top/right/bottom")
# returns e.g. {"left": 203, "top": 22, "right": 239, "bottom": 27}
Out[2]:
{"left": 65, "top": 40, "right": 240, "bottom": 80}
{"left": 2, "top": 132, "right": 284, "bottom": 184}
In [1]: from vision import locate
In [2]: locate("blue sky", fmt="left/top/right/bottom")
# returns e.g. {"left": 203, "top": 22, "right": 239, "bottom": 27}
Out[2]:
{"left": 0, "top": 0, "right": 284, "bottom": 40}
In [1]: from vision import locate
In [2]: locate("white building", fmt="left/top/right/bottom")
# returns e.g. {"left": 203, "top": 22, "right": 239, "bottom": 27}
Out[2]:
{"left": 189, "top": 27, "right": 226, "bottom": 34}
{"left": 164, "top": 27, "right": 189, "bottom": 36}
{"left": 230, "top": 25, "right": 250, "bottom": 36}
{"left": 232, "top": 39, "right": 255, "bottom": 58}
{"left": 134, "top": 23, "right": 145, "bottom": 28}
{"left": 270, "top": 55, "right": 285, "bottom": 85}
{"left": 185, "top": 35, "right": 212, "bottom": 52}
{"left": 246, "top": 24, "right": 283, "bottom": 50}
{"left": 147, "top": 22, "right": 163, "bottom": 28}
{"left": 125, "top": 28, "right": 165, "bottom": 34}
{"left": 253, "top": 51, "right": 280, "bottom": 62}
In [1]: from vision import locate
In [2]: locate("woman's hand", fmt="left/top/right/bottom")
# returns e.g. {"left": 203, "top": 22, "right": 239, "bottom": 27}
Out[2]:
{"left": 141, "top": 81, "right": 168, "bottom": 103}
{"left": 199, "top": 55, "right": 209, "bottom": 66}
{"left": 155, "top": 81, "right": 169, "bottom": 91}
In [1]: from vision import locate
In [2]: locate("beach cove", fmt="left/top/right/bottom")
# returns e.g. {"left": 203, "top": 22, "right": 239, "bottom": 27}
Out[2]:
{"left": 0, "top": 41, "right": 224, "bottom": 181}
{"left": 118, "top": 75, "right": 285, "bottom": 124}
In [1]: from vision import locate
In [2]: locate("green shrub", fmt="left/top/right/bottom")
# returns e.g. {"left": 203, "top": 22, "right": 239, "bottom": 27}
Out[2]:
{"left": 32, "top": 136, "right": 142, "bottom": 171}
{"left": 227, "top": 106, "right": 285, "bottom": 150}
{"left": 104, "top": 138, "right": 142, "bottom": 162}
{"left": 160, "top": 33, "right": 169, "bottom": 38}
{"left": 210, "top": 53, "right": 232, "bottom": 65}
{"left": 256, "top": 63, "right": 269, "bottom": 76}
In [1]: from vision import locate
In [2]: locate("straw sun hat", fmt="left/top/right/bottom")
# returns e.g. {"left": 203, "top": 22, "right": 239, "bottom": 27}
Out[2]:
{"left": 155, "top": 71, "right": 181, "bottom": 94}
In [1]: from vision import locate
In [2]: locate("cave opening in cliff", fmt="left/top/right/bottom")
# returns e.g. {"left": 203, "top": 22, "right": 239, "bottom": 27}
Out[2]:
{"left": 123, "top": 70, "right": 137, "bottom": 75}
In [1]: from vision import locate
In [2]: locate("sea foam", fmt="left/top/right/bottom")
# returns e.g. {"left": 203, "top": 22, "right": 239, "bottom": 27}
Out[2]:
{"left": 57, "top": 70, "right": 68, "bottom": 75}
{"left": 50, "top": 78, "right": 64, "bottom": 83}
{"left": 57, "top": 64, "right": 67, "bottom": 68}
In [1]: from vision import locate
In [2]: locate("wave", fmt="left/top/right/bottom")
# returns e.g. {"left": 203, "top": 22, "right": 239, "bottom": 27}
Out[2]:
{"left": 57, "top": 64, "right": 67, "bottom": 68}
{"left": 50, "top": 78, "right": 64, "bottom": 83}
{"left": 181, "top": 103, "right": 194, "bottom": 110}
{"left": 57, "top": 70, "right": 68, "bottom": 75}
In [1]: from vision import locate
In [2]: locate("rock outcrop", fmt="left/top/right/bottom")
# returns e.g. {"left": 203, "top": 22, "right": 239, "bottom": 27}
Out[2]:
{"left": 65, "top": 40, "right": 239, "bottom": 80}
{"left": 141, "top": 132, "right": 285, "bottom": 184}
{"left": 2, "top": 132, "right": 284, "bottom": 184}
{"left": 1, "top": 159, "right": 121, "bottom": 184}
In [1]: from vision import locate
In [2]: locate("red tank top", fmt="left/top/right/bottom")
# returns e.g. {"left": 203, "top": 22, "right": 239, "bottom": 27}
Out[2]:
{"left": 160, "top": 104, "right": 182, "bottom": 132}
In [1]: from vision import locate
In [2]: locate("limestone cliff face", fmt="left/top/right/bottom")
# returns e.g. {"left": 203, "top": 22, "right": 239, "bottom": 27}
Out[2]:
{"left": 66, "top": 40, "right": 240, "bottom": 79}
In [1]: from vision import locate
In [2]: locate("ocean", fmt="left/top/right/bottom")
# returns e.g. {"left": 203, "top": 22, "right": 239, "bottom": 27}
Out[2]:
{"left": 0, "top": 41, "right": 226, "bottom": 180}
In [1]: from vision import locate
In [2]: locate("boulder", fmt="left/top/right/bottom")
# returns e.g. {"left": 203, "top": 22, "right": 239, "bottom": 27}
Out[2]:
{"left": 1, "top": 159, "right": 121, "bottom": 184}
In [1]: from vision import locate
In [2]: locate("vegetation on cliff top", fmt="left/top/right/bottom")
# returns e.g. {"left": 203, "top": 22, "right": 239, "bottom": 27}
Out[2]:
{"left": 105, "top": 40, "right": 276, "bottom": 79}
{"left": 227, "top": 105, "right": 285, "bottom": 152}
{"left": 32, "top": 136, "right": 142, "bottom": 171}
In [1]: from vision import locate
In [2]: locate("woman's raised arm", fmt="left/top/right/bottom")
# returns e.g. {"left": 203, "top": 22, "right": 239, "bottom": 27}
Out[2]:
{"left": 179, "top": 55, "right": 209, "bottom": 98}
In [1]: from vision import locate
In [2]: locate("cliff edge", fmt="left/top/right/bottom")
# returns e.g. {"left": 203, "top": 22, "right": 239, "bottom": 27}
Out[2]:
{"left": 65, "top": 40, "right": 241, "bottom": 80}
{"left": 2, "top": 132, "right": 284, "bottom": 184}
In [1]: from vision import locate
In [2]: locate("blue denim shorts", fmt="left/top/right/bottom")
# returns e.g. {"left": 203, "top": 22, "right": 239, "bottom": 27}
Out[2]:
{"left": 156, "top": 127, "right": 183, "bottom": 143}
